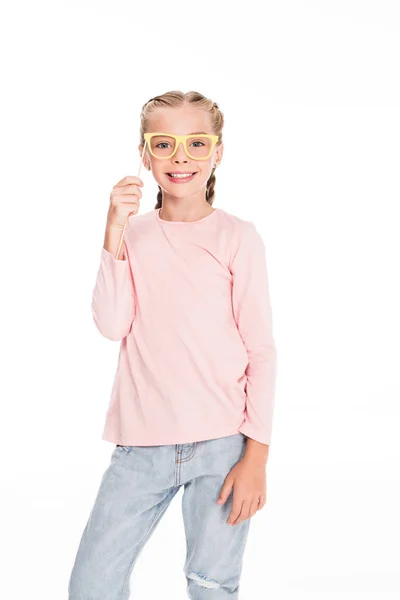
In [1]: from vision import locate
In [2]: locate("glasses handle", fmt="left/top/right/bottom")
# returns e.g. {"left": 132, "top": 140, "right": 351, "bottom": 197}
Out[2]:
{"left": 115, "top": 140, "right": 147, "bottom": 259}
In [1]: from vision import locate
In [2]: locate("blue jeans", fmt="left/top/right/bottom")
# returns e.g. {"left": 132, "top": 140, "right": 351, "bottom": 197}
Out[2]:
{"left": 68, "top": 432, "right": 251, "bottom": 599}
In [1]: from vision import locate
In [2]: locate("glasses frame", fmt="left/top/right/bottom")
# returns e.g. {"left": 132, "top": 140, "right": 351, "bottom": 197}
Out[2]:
{"left": 143, "top": 132, "right": 219, "bottom": 160}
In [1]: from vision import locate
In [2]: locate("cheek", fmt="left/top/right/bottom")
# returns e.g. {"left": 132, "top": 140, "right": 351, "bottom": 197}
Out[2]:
{"left": 197, "top": 164, "right": 214, "bottom": 184}
{"left": 198, "top": 161, "right": 214, "bottom": 176}
{"left": 149, "top": 162, "right": 164, "bottom": 177}
{"left": 151, "top": 169, "right": 166, "bottom": 185}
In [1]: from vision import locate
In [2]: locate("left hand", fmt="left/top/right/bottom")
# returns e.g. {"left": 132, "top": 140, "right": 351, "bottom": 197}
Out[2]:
{"left": 216, "top": 457, "right": 267, "bottom": 525}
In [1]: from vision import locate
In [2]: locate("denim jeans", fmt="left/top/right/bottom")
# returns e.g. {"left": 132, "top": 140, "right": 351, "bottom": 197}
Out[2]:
{"left": 68, "top": 432, "right": 251, "bottom": 599}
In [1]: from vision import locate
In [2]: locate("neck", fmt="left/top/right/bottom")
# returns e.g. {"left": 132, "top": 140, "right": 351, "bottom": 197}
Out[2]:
{"left": 159, "top": 199, "right": 213, "bottom": 223}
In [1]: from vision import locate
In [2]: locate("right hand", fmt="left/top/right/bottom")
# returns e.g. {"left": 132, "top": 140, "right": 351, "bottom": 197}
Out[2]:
{"left": 107, "top": 175, "right": 144, "bottom": 229}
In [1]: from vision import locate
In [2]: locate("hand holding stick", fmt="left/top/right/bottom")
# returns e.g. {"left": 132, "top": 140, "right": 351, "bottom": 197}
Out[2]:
{"left": 114, "top": 140, "right": 147, "bottom": 259}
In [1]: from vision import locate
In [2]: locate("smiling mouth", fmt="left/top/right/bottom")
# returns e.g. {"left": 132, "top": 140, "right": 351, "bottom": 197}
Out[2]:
{"left": 166, "top": 172, "right": 197, "bottom": 177}
{"left": 165, "top": 172, "right": 198, "bottom": 182}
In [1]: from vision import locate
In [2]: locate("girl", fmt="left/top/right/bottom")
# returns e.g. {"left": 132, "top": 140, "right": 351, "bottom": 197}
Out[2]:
{"left": 68, "top": 90, "right": 277, "bottom": 599}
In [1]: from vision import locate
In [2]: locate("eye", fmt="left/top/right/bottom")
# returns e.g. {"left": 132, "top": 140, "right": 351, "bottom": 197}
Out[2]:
{"left": 156, "top": 142, "right": 171, "bottom": 149}
{"left": 190, "top": 140, "right": 205, "bottom": 147}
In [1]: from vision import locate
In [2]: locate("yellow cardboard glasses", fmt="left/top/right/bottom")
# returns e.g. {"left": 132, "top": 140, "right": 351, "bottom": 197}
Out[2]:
{"left": 143, "top": 132, "right": 219, "bottom": 160}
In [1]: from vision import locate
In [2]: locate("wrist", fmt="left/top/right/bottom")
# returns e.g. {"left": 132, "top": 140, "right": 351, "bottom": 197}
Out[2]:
{"left": 106, "top": 218, "right": 126, "bottom": 232}
{"left": 243, "top": 437, "right": 269, "bottom": 466}
{"left": 103, "top": 222, "right": 127, "bottom": 259}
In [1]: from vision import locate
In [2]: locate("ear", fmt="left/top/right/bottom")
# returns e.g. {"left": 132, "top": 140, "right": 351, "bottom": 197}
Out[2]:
{"left": 215, "top": 142, "right": 224, "bottom": 165}
{"left": 213, "top": 142, "right": 224, "bottom": 168}
{"left": 138, "top": 144, "right": 150, "bottom": 170}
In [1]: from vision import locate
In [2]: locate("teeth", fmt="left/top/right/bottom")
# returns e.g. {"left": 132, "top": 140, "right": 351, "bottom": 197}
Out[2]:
{"left": 168, "top": 173, "right": 194, "bottom": 178}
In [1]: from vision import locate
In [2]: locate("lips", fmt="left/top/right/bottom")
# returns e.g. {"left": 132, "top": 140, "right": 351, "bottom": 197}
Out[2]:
{"left": 165, "top": 172, "right": 198, "bottom": 183}
{"left": 166, "top": 172, "right": 197, "bottom": 176}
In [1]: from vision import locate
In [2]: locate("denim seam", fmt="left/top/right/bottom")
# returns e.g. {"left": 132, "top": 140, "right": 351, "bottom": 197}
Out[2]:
{"left": 177, "top": 442, "right": 198, "bottom": 463}
{"left": 175, "top": 452, "right": 181, "bottom": 486}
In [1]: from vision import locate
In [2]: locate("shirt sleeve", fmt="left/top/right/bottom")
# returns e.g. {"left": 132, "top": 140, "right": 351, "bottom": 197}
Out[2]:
{"left": 91, "top": 242, "right": 136, "bottom": 341}
{"left": 230, "top": 221, "right": 278, "bottom": 446}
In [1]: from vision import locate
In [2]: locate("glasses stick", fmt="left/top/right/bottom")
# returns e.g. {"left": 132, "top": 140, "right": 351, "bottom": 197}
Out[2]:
{"left": 115, "top": 140, "right": 148, "bottom": 259}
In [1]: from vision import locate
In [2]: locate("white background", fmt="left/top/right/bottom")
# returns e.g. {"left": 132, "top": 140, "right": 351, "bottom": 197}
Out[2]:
{"left": 1, "top": 1, "right": 399, "bottom": 598}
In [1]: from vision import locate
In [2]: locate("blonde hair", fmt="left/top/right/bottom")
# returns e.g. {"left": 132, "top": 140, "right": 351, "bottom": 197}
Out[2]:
{"left": 139, "top": 90, "right": 224, "bottom": 209}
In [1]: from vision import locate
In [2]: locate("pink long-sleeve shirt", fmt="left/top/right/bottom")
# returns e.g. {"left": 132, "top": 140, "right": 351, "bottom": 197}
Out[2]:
{"left": 91, "top": 207, "right": 277, "bottom": 446}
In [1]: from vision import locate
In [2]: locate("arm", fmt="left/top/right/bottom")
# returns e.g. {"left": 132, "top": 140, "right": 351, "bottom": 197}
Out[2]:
{"left": 230, "top": 221, "right": 278, "bottom": 448}
{"left": 91, "top": 224, "right": 136, "bottom": 341}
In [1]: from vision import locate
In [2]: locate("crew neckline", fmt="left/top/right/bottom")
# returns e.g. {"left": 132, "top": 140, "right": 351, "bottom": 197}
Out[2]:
{"left": 156, "top": 207, "right": 219, "bottom": 225}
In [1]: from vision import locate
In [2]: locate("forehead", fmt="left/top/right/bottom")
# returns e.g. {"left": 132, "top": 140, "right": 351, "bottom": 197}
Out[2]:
{"left": 147, "top": 106, "right": 213, "bottom": 134}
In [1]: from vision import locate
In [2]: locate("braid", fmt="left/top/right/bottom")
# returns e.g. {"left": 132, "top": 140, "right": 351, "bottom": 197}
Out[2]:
{"left": 205, "top": 166, "right": 216, "bottom": 206}
{"left": 155, "top": 188, "right": 163, "bottom": 209}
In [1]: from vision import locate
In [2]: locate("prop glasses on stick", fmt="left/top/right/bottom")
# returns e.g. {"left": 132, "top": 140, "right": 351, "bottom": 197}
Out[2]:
{"left": 115, "top": 133, "right": 219, "bottom": 258}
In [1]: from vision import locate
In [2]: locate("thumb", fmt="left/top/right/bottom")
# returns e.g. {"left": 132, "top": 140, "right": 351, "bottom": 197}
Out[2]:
{"left": 217, "top": 477, "right": 234, "bottom": 504}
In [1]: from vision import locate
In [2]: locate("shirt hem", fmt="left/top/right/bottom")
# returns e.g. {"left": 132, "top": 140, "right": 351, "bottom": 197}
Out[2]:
{"left": 102, "top": 424, "right": 246, "bottom": 447}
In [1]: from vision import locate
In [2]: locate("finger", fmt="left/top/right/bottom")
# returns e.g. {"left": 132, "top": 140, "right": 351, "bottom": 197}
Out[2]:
{"left": 217, "top": 477, "right": 234, "bottom": 504}
{"left": 112, "top": 184, "right": 144, "bottom": 196}
{"left": 111, "top": 187, "right": 142, "bottom": 201}
{"left": 227, "top": 498, "right": 243, "bottom": 525}
{"left": 127, "top": 202, "right": 140, "bottom": 213}
{"left": 114, "top": 176, "right": 144, "bottom": 187}
{"left": 231, "top": 500, "right": 251, "bottom": 526}
{"left": 111, "top": 203, "right": 140, "bottom": 219}
{"left": 111, "top": 196, "right": 140, "bottom": 208}
{"left": 257, "top": 494, "right": 267, "bottom": 510}
{"left": 248, "top": 499, "right": 259, "bottom": 519}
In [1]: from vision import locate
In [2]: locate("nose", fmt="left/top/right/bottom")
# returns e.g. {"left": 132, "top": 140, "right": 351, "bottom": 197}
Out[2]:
{"left": 173, "top": 141, "right": 190, "bottom": 162}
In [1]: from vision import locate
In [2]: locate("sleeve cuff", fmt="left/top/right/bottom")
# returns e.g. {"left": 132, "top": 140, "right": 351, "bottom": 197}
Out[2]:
{"left": 101, "top": 245, "right": 129, "bottom": 265}
{"left": 238, "top": 420, "right": 272, "bottom": 446}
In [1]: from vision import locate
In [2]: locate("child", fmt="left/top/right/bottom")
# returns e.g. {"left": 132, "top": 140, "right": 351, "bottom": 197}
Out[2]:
{"left": 68, "top": 90, "right": 277, "bottom": 599}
